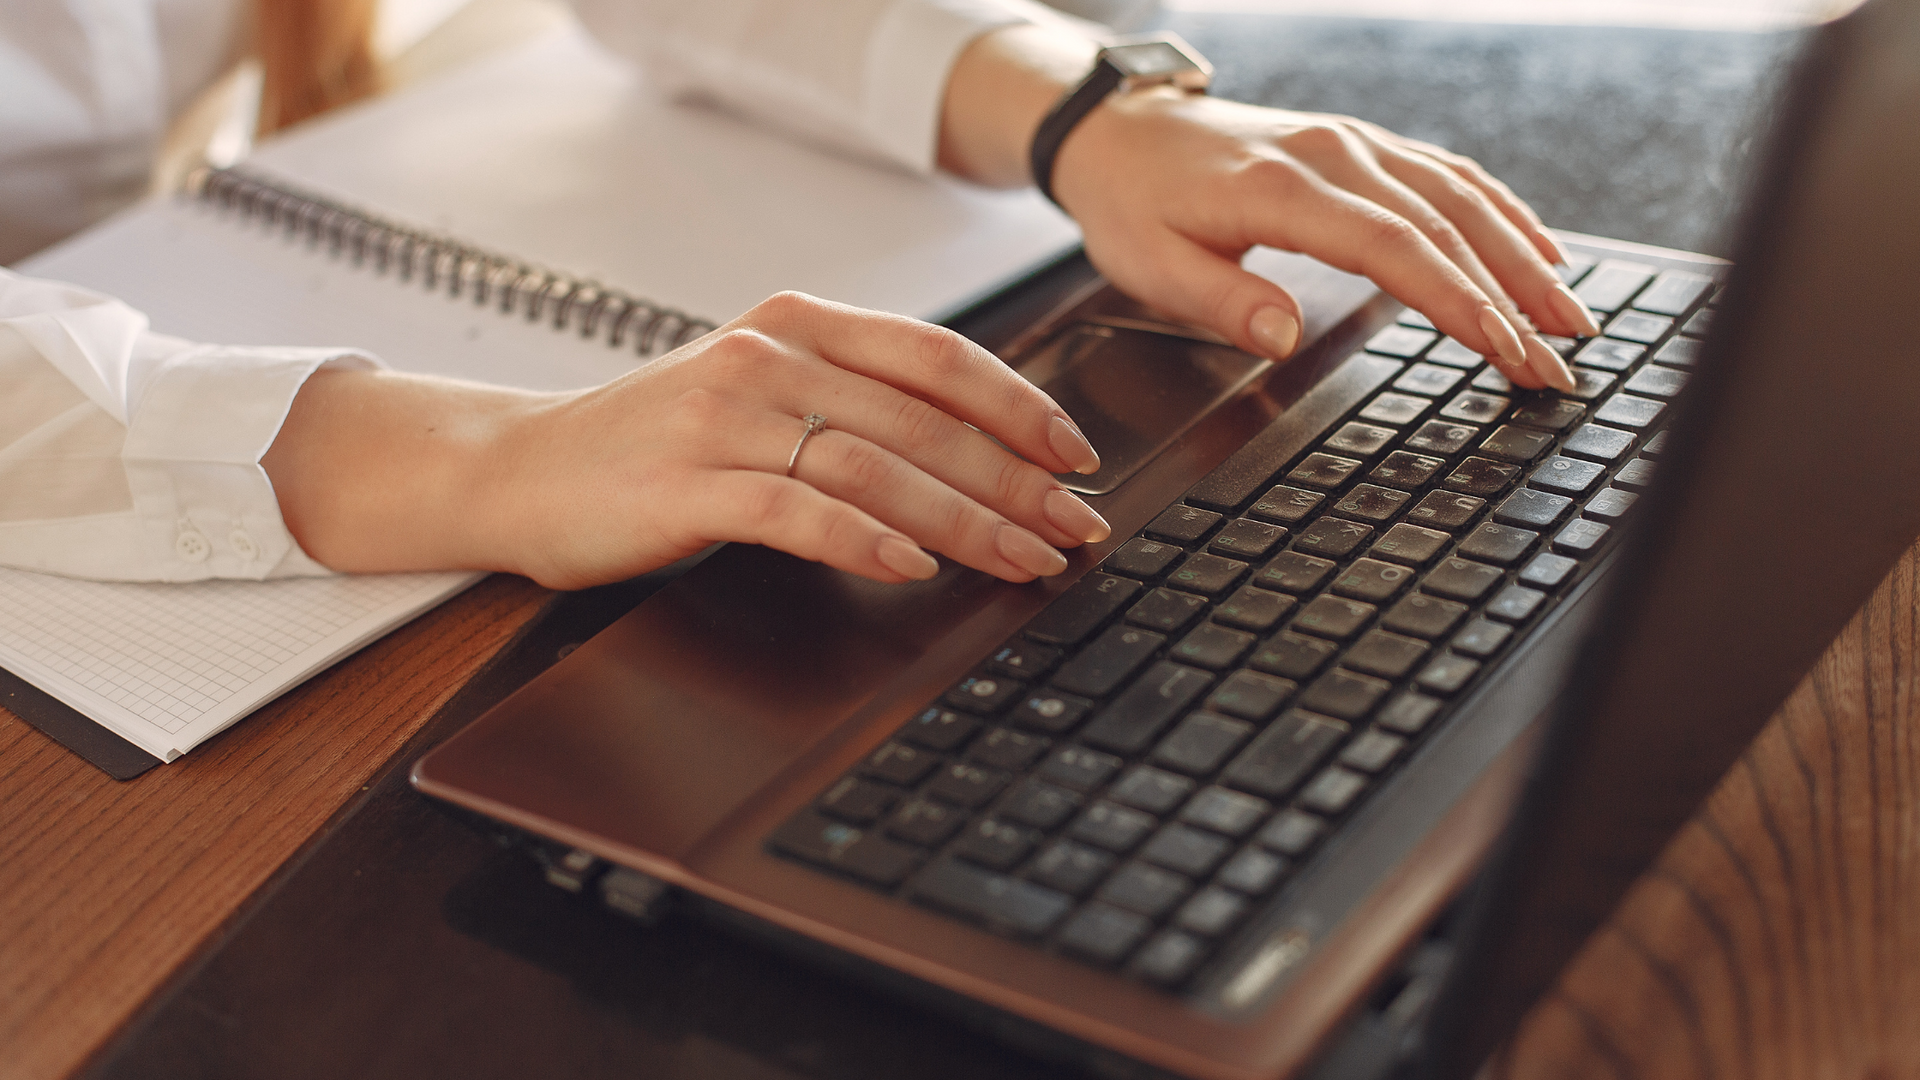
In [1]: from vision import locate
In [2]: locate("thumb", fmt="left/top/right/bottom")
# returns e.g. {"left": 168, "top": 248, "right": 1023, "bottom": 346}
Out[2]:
{"left": 1096, "top": 232, "right": 1305, "bottom": 361}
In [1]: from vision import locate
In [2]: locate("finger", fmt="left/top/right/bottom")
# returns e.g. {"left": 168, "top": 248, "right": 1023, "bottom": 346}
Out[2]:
{"left": 1093, "top": 228, "right": 1305, "bottom": 361}
{"left": 739, "top": 291, "right": 1101, "bottom": 476}
{"left": 1390, "top": 132, "right": 1572, "bottom": 267}
{"left": 790, "top": 427, "right": 1068, "bottom": 582}
{"left": 681, "top": 469, "right": 941, "bottom": 584}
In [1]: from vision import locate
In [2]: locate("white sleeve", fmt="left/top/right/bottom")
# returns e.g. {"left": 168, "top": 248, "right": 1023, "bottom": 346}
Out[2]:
{"left": 0, "top": 268, "right": 376, "bottom": 583}
{"left": 570, "top": 0, "right": 1056, "bottom": 174}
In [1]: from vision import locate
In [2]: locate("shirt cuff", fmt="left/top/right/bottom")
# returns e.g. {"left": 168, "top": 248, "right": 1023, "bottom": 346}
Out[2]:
{"left": 864, "top": 0, "right": 1036, "bottom": 173}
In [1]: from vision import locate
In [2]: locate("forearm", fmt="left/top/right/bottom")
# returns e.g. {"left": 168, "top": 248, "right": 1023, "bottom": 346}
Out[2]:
{"left": 938, "top": 23, "right": 1095, "bottom": 187}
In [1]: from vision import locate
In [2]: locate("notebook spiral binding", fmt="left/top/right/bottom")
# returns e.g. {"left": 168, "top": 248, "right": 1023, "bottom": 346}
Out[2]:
{"left": 186, "top": 166, "right": 719, "bottom": 358}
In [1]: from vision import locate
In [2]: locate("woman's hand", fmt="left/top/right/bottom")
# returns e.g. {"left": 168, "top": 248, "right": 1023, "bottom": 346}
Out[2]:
{"left": 940, "top": 25, "right": 1601, "bottom": 391}
{"left": 264, "top": 292, "right": 1108, "bottom": 590}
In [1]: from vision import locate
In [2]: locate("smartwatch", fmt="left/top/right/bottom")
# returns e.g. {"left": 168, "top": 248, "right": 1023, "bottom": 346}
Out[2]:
{"left": 1029, "top": 34, "right": 1213, "bottom": 208}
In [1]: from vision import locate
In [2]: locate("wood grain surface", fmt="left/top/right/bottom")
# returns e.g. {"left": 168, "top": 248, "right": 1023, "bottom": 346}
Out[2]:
{"left": 1503, "top": 545, "right": 1920, "bottom": 1078}
{"left": 0, "top": 573, "right": 552, "bottom": 1080}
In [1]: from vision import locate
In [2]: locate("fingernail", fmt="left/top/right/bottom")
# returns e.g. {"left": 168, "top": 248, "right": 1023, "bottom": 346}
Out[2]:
{"left": 1044, "top": 488, "right": 1111, "bottom": 544}
{"left": 876, "top": 535, "right": 939, "bottom": 580}
{"left": 1548, "top": 282, "right": 1603, "bottom": 337}
{"left": 1048, "top": 415, "right": 1101, "bottom": 475}
{"left": 995, "top": 523, "right": 1068, "bottom": 578}
{"left": 1249, "top": 306, "right": 1301, "bottom": 360}
{"left": 1526, "top": 333, "right": 1578, "bottom": 394}
{"left": 1477, "top": 305, "right": 1528, "bottom": 372}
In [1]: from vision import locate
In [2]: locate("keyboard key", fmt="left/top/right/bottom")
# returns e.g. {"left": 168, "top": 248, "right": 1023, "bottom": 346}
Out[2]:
{"left": 1299, "top": 669, "right": 1392, "bottom": 722}
{"left": 1530, "top": 455, "right": 1608, "bottom": 496}
{"left": 953, "top": 818, "right": 1036, "bottom": 870}
{"left": 1562, "top": 423, "right": 1636, "bottom": 462}
{"left": 1377, "top": 693, "right": 1444, "bottom": 735}
{"left": 968, "top": 727, "right": 1050, "bottom": 771}
{"left": 1397, "top": 308, "right": 1437, "bottom": 329}
{"left": 1174, "top": 885, "right": 1248, "bottom": 935}
{"left": 1369, "top": 450, "right": 1447, "bottom": 490}
{"left": 901, "top": 707, "right": 980, "bottom": 751}
{"left": 1485, "top": 585, "right": 1547, "bottom": 623}
{"left": 862, "top": 741, "right": 940, "bottom": 786}
{"left": 1557, "top": 254, "right": 1597, "bottom": 286}
{"left": 1249, "top": 485, "right": 1326, "bottom": 525}
{"left": 1152, "top": 712, "right": 1255, "bottom": 775}
{"left": 1249, "top": 631, "right": 1339, "bottom": 680}
{"left": 1293, "top": 517, "right": 1374, "bottom": 559}
{"left": 997, "top": 779, "right": 1081, "bottom": 831}
{"left": 1206, "top": 670, "right": 1296, "bottom": 721}
{"left": 1417, "top": 654, "right": 1482, "bottom": 695}
{"left": 1286, "top": 452, "right": 1364, "bottom": 491}
{"left": 1370, "top": 522, "right": 1452, "bottom": 566}
{"left": 1027, "top": 839, "right": 1113, "bottom": 896}
{"left": 1009, "top": 690, "right": 1093, "bottom": 734}
{"left": 1145, "top": 505, "right": 1223, "bottom": 544}
{"left": 1333, "top": 483, "right": 1413, "bottom": 523}
{"left": 1478, "top": 425, "right": 1556, "bottom": 464}
{"left": 1442, "top": 457, "right": 1521, "bottom": 496}
{"left": 1025, "top": 573, "right": 1140, "bottom": 645}
{"left": 1056, "top": 902, "right": 1152, "bottom": 964}
{"left": 1683, "top": 306, "right": 1715, "bottom": 337}
{"left": 1172, "top": 623, "right": 1257, "bottom": 670}
{"left": 1039, "top": 745, "right": 1122, "bottom": 790}
{"left": 945, "top": 673, "right": 1026, "bottom": 714}
{"left": 1495, "top": 488, "right": 1573, "bottom": 529}
{"left": 912, "top": 858, "right": 1072, "bottom": 936}
{"left": 1330, "top": 557, "right": 1417, "bottom": 603}
{"left": 1070, "top": 801, "right": 1158, "bottom": 852}
{"left": 1110, "top": 766, "right": 1196, "bottom": 815}
{"left": 1439, "top": 391, "right": 1511, "bottom": 424}
{"left": 1339, "top": 729, "right": 1407, "bottom": 773}
{"left": 926, "top": 761, "right": 1010, "bottom": 808}
{"left": 1393, "top": 363, "right": 1466, "bottom": 397}
{"left": 1126, "top": 587, "right": 1209, "bottom": 633}
{"left": 1573, "top": 260, "right": 1655, "bottom": 311}
{"left": 1343, "top": 629, "right": 1431, "bottom": 679}
{"left": 1584, "top": 487, "right": 1639, "bottom": 520}
{"left": 1259, "top": 808, "right": 1329, "bottom": 855}
{"left": 1098, "top": 861, "right": 1192, "bottom": 918}
{"left": 1213, "top": 586, "right": 1296, "bottom": 632}
{"left": 1079, "top": 661, "right": 1214, "bottom": 754}
{"left": 1519, "top": 552, "right": 1578, "bottom": 589}
{"left": 888, "top": 797, "right": 968, "bottom": 846}
{"left": 1653, "top": 337, "right": 1701, "bottom": 367}
{"left": 1423, "top": 557, "right": 1505, "bottom": 602}
{"left": 1404, "top": 420, "right": 1481, "bottom": 455}
{"left": 1614, "top": 457, "right": 1658, "bottom": 490}
{"left": 1224, "top": 710, "right": 1349, "bottom": 798}
{"left": 1103, "top": 537, "right": 1182, "bottom": 578}
{"left": 1553, "top": 518, "right": 1612, "bottom": 555}
{"left": 1380, "top": 592, "right": 1468, "bottom": 639}
{"left": 1179, "top": 787, "right": 1271, "bottom": 837}
{"left": 1451, "top": 618, "right": 1514, "bottom": 659}
{"left": 989, "top": 640, "right": 1061, "bottom": 680}
{"left": 1292, "top": 595, "right": 1377, "bottom": 640}
{"left": 1567, "top": 368, "right": 1616, "bottom": 401}
{"left": 1324, "top": 422, "right": 1398, "bottom": 457}
{"left": 1052, "top": 624, "right": 1166, "bottom": 698}
{"left": 1633, "top": 269, "right": 1714, "bottom": 316}
{"left": 1254, "top": 551, "right": 1338, "bottom": 595}
{"left": 1132, "top": 930, "right": 1209, "bottom": 984}
{"left": 772, "top": 810, "right": 921, "bottom": 886}
{"left": 1299, "top": 767, "right": 1370, "bottom": 815}
{"left": 1209, "top": 518, "right": 1288, "bottom": 560}
{"left": 1642, "top": 431, "right": 1670, "bottom": 456}
{"left": 1425, "top": 338, "right": 1485, "bottom": 369}
{"left": 819, "top": 777, "right": 902, "bottom": 823}
{"left": 1217, "top": 847, "right": 1288, "bottom": 894}
{"left": 1594, "top": 393, "right": 1666, "bottom": 429}
{"left": 1360, "top": 392, "right": 1432, "bottom": 425}
{"left": 1167, "top": 552, "right": 1250, "bottom": 596}
{"left": 1510, "top": 398, "right": 1586, "bottom": 432}
{"left": 1405, "top": 491, "right": 1486, "bottom": 530}
{"left": 1457, "top": 522, "right": 1539, "bottom": 566}
{"left": 1624, "top": 365, "right": 1689, "bottom": 399}
{"left": 1365, "top": 324, "right": 1438, "bottom": 357}
{"left": 1141, "top": 825, "right": 1234, "bottom": 878}
{"left": 1470, "top": 367, "right": 1513, "bottom": 394}
{"left": 1603, "top": 311, "right": 1672, "bottom": 344}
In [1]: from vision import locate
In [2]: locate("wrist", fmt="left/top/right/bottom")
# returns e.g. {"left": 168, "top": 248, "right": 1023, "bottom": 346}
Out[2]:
{"left": 1027, "top": 34, "right": 1212, "bottom": 207}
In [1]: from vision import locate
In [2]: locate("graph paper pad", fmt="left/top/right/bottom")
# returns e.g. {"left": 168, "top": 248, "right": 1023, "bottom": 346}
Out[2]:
{"left": 0, "top": 569, "right": 479, "bottom": 761}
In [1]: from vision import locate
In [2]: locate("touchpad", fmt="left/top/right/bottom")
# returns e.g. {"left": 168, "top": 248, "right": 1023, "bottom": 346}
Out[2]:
{"left": 1025, "top": 322, "right": 1269, "bottom": 495}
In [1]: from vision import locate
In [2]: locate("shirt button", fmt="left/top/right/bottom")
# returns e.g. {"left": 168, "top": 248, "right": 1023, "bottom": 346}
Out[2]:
{"left": 229, "top": 530, "right": 259, "bottom": 561}
{"left": 176, "top": 530, "right": 212, "bottom": 563}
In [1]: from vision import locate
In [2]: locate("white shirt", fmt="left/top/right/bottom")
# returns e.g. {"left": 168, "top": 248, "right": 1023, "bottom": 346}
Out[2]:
{"left": 0, "top": 0, "right": 1047, "bottom": 582}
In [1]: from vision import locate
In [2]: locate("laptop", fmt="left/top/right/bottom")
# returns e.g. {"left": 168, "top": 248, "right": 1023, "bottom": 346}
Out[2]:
{"left": 412, "top": 1, "right": 1920, "bottom": 1075}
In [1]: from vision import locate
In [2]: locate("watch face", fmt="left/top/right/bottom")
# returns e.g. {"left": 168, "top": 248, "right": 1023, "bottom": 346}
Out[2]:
{"left": 1109, "top": 41, "right": 1198, "bottom": 79}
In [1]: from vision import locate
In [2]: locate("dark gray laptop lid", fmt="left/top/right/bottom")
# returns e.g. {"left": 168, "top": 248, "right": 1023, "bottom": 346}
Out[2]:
{"left": 1425, "top": 0, "right": 1920, "bottom": 1071}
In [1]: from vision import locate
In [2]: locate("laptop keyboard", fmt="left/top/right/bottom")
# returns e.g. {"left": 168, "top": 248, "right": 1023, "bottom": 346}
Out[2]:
{"left": 767, "top": 256, "right": 1716, "bottom": 989}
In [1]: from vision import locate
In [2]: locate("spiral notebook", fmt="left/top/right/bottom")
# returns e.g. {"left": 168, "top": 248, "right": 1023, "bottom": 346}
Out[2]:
{"left": 8, "top": 20, "right": 1082, "bottom": 776}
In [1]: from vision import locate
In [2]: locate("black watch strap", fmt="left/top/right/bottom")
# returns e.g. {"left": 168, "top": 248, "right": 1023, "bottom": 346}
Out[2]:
{"left": 1028, "top": 34, "right": 1212, "bottom": 208}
